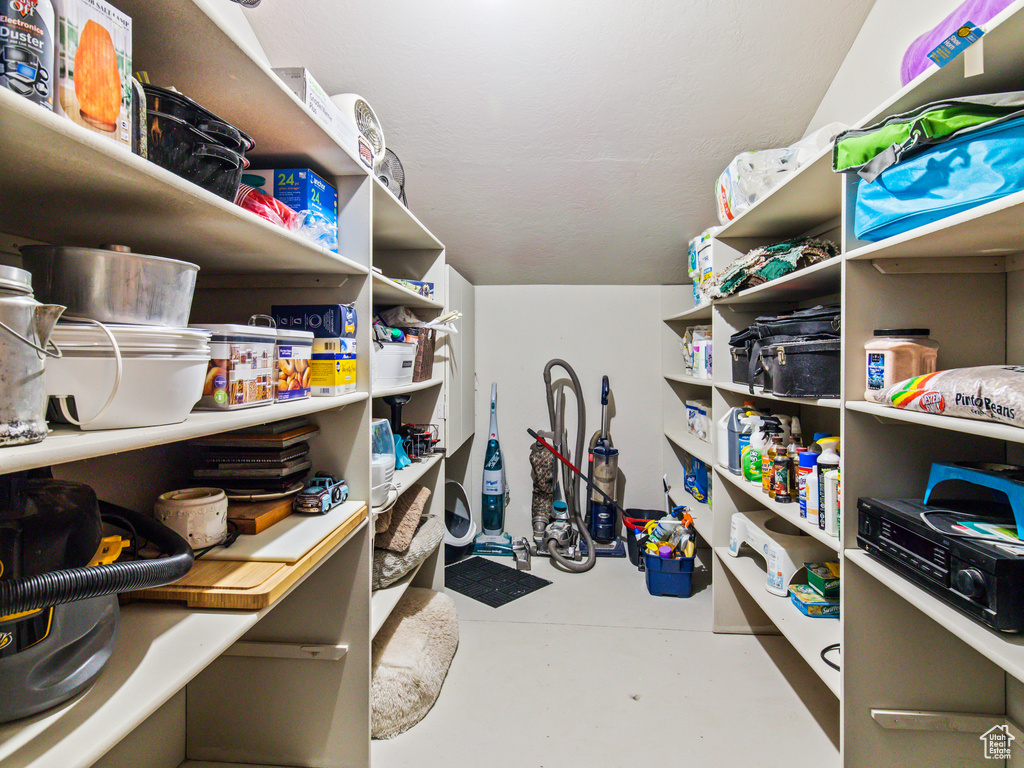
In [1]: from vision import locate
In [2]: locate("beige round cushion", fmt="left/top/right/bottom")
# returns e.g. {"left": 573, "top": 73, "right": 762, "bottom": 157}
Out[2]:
{"left": 371, "top": 588, "right": 459, "bottom": 739}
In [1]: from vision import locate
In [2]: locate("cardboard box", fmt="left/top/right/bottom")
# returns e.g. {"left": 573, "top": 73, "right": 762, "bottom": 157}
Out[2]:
{"left": 244, "top": 168, "right": 338, "bottom": 252}
{"left": 272, "top": 304, "right": 356, "bottom": 338}
{"left": 393, "top": 279, "right": 435, "bottom": 300}
{"left": 55, "top": 0, "right": 131, "bottom": 147}
{"left": 310, "top": 353, "right": 357, "bottom": 396}
{"left": 805, "top": 562, "right": 840, "bottom": 599}
{"left": 312, "top": 338, "right": 357, "bottom": 355}
{"left": 272, "top": 67, "right": 373, "bottom": 171}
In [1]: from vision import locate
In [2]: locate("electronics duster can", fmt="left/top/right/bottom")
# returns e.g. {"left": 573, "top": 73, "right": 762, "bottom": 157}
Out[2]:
{"left": 0, "top": 0, "right": 55, "bottom": 109}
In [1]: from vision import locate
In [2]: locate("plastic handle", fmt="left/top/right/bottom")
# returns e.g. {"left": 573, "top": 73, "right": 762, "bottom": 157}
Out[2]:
{"left": 601, "top": 375, "right": 609, "bottom": 406}
{"left": 196, "top": 118, "right": 243, "bottom": 148}
{"left": 248, "top": 313, "right": 277, "bottom": 329}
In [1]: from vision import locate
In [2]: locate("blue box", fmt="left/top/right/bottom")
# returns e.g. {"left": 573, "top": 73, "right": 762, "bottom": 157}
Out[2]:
{"left": 243, "top": 168, "right": 339, "bottom": 252}
{"left": 644, "top": 553, "right": 695, "bottom": 597}
{"left": 272, "top": 304, "right": 357, "bottom": 338}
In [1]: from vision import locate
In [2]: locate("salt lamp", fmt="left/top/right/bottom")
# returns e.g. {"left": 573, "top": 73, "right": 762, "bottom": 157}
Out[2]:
{"left": 74, "top": 20, "right": 121, "bottom": 132}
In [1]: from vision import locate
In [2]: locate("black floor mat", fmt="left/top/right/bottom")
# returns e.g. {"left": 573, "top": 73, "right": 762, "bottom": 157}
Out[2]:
{"left": 445, "top": 556, "right": 551, "bottom": 608}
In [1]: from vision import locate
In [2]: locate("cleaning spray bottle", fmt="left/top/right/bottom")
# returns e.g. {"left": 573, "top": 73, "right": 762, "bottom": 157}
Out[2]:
{"left": 815, "top": 438, "right": 841, "bottom": 530}
{"left": 743, "top": 414, "right": 765, "bottom": 486}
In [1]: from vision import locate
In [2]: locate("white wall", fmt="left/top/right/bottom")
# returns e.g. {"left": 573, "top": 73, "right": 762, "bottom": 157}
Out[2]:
{"left": 805, "top": 0, "right": 967, "bottom": 132}
{"left": 470, "top": 285, "right": 663, "bottom": 538}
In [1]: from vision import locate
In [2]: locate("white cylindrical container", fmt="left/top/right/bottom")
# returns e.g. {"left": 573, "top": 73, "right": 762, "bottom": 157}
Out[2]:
{"left": 193, "top": 324, "right": 277, "bottom": 410}
{"left": 154, "top": 488, "right": 228, "bottom": 549}
{"left": 864, "top": 329, "right": 938, "bottom": 401}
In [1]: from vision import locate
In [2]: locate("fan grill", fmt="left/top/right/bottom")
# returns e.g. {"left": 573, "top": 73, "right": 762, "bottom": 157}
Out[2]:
{"left": 377, "top": 148, "right": 407, "bottom": 205}
{"left": 354, "top": 100, "right": 384, "bottom": 155}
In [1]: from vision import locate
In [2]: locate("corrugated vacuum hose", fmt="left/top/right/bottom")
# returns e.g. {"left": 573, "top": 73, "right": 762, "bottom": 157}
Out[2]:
{"left": 543, "top": 359, "right": 596, "bottom": 573}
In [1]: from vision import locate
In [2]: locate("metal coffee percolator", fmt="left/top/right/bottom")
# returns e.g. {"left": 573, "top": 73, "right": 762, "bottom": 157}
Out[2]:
{"left": 0, "top": 265, "right": 64, "bottom": 446}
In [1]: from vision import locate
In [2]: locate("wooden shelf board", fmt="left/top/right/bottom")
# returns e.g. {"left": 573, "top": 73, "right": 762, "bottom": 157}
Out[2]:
{"left": 372, "top": 273, "right": 445, "bottom": 309}
{"left": 846, "top": 400, "right": 1024, "bottom": 445}
{"left": 715, "top": 465, "right": 840, "bottom": 553}
{"left": 714, "top": 147, "right": 841, "bottom": 241}
{"left": 371, "top": 377, "right": 444, "bottom": 399}
{"left": 845, "top": 188, "right": 1024, "bottom": 263}
{"left": 663, "top": 303, "right": 713, "bottom": 323}
{"left": 664, "top": 373, "right": 712, "bottom": 388}
{"left": 372, "top": 177, "right": 444, "bottom": 251}
{"left": 392, "top": 453, "right": 444, "bottom": 499}
{"left": 115, "top": 0, "right": 365, "bottom": 177}
{"left": 665, "top": 429, "right": 713, "bottom": 464}
{"left": 714, "top": 381, "right": 842, "bottom": 410}
{"left": 0, "top": 393, "right": 368, "bottom": 476}
{"left": 846, "top": 549, "right": 1024, "bottom": 681}
{"left": 371, "top": 559, "right": 426, "bottom": 639}
{"left": 0, "top": 89, "right": 367, "bottom": 276}
{"left": 0, "top": 517, "right": 368, "bottom": 768}
{"left": 715, "top": 547, "right": 840, "bottom": 696}
{"left": 716, "top": 258, "right": 841, "bottom": 306}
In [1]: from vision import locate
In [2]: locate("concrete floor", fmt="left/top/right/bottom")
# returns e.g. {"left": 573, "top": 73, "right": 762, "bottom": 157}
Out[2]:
{"left": 372, "top": 549, "right": 839, "bottom": 768}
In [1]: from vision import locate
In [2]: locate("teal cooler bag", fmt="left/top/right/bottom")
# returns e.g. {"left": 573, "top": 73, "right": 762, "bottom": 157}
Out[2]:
{"left": 854, "top": 115, "right": 1024, "bottom": 242}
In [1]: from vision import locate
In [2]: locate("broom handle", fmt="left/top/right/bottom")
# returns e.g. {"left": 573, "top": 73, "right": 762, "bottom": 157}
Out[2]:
{"left": 527, "top": 428, "right": 627, "bottom": 516}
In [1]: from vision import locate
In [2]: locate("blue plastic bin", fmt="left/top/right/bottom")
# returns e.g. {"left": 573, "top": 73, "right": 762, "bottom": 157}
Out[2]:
{"left": 644, "top": 552, "right": 695, "bottom": 597}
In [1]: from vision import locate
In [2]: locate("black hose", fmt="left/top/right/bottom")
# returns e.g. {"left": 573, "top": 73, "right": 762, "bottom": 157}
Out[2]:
{"left": 543, "top": 359, "right": 596, "bottom": 573}
{"left": 0, "top": 502, "right": 194, "bottom": 616}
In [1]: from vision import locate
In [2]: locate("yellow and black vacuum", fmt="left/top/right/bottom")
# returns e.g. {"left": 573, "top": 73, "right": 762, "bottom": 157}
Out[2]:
{"left": 0, "top": 473, "right": 193, "bottom": 723}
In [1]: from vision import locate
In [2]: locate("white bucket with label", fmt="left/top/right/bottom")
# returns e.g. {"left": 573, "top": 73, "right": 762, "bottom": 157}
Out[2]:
{"left": 372, "top": 342, "right": 416, "bottom": 387}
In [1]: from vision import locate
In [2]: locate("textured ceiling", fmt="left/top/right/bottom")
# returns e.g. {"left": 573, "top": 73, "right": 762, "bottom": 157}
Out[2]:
{"left": 246, "top": 0, "right": 875, "bottom": 285}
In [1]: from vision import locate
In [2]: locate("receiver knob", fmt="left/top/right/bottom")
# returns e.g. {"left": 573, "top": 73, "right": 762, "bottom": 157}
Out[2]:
{"left": 954, "top": 568, "right": 986, "bottom": 600}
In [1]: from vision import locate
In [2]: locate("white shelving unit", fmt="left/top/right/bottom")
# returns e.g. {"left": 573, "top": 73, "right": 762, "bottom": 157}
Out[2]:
{"left": 371, "top": 377, "right": 444, "bottom": 399}
{"left": 0, "top": 1, "right": 459, "bottom": 765}
{"left": 664, "top": 373, "right": 712, "bottom": 388}
{"left": 371, "top": 561, "right": 426, "bottom": 639}
{"left": 663, "top": 6, "right": 1024, "bottom": 763}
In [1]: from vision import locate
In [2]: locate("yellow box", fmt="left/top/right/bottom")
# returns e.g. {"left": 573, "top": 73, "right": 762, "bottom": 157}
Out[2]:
{"left": 310, "top": 354, "right": 357, "bottom": 396}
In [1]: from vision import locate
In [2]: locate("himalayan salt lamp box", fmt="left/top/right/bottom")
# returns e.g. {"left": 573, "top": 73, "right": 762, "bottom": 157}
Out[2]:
{"left": 55, "top": 0, "right": 131, "bottom": 148}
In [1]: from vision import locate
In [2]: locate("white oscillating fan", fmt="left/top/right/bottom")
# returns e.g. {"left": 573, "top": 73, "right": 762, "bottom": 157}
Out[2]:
{"left": 377, "top": 149, "right": 407, "bottom": 206}
{"left": 331, "top": 93, "right": 386, "bottom": 172}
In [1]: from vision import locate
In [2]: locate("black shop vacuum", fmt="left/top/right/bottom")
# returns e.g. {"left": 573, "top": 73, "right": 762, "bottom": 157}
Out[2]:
{"left": 0, "top": 472, "right": 193, "bottom": 723}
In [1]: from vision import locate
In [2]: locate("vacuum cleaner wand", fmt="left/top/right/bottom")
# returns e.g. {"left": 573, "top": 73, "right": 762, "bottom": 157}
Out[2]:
{"left": 527, "top": 429, "right": 627, "bottom": 518}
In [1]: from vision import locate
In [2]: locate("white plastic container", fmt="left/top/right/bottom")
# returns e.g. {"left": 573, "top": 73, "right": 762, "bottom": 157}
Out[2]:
{"left": 372, "top": 342, "right": 416, "bottom": 387}
{"left": 194, "top": 324, "right": 277, "bottom": 410}
{"left": 45, "top": 324, "right": 211, "bottom": 430}
{"left": 276, "top": 328, "right": 313, "bottom": 402}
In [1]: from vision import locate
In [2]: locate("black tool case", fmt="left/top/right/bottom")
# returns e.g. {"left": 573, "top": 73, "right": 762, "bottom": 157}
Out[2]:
{"left": 760, "top": 339, "right": 841, "bottom": 398}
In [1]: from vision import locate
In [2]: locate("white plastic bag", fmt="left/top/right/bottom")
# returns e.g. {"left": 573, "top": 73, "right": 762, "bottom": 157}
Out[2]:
{"left": 716, "top": 122, "right": 846, "bottom": 224}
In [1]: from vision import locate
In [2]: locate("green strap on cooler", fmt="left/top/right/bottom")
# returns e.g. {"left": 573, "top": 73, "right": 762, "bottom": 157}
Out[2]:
{"left": 833, "top": 92, "right": 1024, "bottom": 181}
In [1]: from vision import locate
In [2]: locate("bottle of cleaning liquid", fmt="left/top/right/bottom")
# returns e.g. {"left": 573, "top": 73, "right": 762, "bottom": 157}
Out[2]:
{"left": 723, "top": 407, "right": 753, "bottom": 475}
{"left": 743, "top": 424, "right": 764, "bottom": 486}
{"left": 759, "top": 418, "right": 781, "bottom": 494}
{"left": 767, "top": 433, "right": 786, "bottom": 500}
{"left": 648, "top": 507, "right": 684, "bottom": 543}
{"left": 773, "top": 449, "right": 793, "bottom": 503}
{"left": 790, "top": 416, "right": 803, "bottom": 448}
{"left": 809, "top": 433, "right": 831, "bottom": 454}
{"left": 798, "top": 452, "right": 818, "bottom": 519}
{"left": 815, "top": 438, "right": 840, "bottom": 530}
{"left": 776, "top": 414, "right": 792, "bottom": 444}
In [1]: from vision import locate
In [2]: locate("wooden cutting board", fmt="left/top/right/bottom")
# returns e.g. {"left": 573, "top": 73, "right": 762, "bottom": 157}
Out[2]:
{"left": 227, "top": 497, "right": 294, "bottom": 535}
{"left": 132, "top": 504, "right": 367, "bottom": 610}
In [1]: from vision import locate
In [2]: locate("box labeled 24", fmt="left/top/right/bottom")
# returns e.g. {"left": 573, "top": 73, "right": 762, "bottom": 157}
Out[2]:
{"left": 244, "top": 168, "right": 338, "bottom": 252}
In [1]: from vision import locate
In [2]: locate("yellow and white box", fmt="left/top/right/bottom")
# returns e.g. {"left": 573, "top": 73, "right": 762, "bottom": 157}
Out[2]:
{"left": 311, "top": 353, "right": 357, "bottom": 397}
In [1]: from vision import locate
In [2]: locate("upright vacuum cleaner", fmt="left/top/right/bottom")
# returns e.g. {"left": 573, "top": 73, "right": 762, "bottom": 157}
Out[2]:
{"left": 473, "top": 383, "right": 514, "bottom": 556}
{"left": 584, "top": 376, "right": 626, "bottom": 557}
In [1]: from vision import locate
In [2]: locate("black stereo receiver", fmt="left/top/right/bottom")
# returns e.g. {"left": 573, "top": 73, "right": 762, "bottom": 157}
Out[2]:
{"left": 858, "top": 497, "right": 1024, "bottom": 633}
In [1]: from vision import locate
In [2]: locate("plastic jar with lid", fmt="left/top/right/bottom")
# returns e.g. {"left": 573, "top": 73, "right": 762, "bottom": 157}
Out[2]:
{"left": 864, "top": 329, "right": 938, "bottom": 401}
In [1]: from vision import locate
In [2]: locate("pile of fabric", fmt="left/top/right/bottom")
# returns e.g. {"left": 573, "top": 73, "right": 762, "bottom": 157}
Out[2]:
{"left": 703, "top": 237, "right": 839, "bottom": 300}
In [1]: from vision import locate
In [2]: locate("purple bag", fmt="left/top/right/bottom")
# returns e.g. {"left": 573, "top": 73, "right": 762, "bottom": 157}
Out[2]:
{"left": 901, "top": 0, "right": 1013, "bottom": 85}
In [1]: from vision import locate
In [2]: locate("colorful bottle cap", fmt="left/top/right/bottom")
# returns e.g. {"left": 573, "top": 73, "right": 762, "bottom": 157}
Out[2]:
{"left": 659, "top": 545, "right": 674, "bottom": 559}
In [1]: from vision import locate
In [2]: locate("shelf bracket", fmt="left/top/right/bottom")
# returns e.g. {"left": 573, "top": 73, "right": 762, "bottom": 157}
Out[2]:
{"left": 871, "top": 709, "right": 1022, "bottom": 736}
{"left": 871, "top": 256, "right": 1007, "bottom": 275}
{"left": 222, "top": 640, "right": 349, "bottom": 661}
